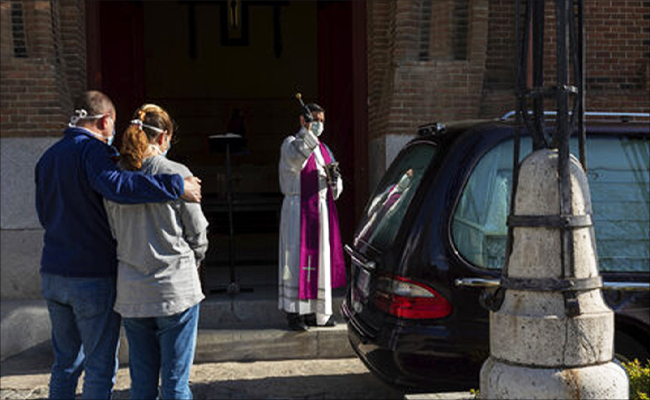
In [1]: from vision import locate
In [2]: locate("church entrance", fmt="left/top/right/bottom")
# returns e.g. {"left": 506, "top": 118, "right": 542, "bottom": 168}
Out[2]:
{"left": 86, "top": 0, "right": 367, "bottom": 293}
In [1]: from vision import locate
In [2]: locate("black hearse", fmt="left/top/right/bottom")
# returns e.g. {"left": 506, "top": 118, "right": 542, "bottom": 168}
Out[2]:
{"left": 342, "top": 112, "right": 650, "bottom": 391}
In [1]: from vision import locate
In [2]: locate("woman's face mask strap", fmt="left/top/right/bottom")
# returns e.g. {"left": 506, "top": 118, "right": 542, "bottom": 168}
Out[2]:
{"left": 130, "top": 119, "right": 165, "bottom": 134}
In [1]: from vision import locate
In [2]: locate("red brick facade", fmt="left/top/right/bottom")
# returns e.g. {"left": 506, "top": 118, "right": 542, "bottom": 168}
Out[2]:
{"left": 367, "top": 0, "right": 650, "bottom": 137}
{"left": 1, "top": 0, "right": 648, "bottom": 139}
{"left": 367, "top": 0, "right": 490, "bottom": 140}
{"left": 584, "top": 0, "right": 650, "bottom": 111}
{"left": 1, "top": 0, "right": 85, "bottom": 138}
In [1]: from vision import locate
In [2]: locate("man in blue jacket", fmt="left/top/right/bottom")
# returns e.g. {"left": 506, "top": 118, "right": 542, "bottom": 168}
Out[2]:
{"left": 34, "top": 90, "right": 202, "bottom": 400}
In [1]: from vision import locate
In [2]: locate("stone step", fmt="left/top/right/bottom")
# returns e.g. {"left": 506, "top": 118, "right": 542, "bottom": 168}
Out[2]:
{"left": 1, "top": 286, "right": 352, "bottom": 364}
{"left": 198, "top": 285, "right": 345, "bottom": 329}
{"left": 1, "top": 324, "right": 355, "bottom": 378}
{"left": 194, "top": 325, "right": 352, "bottom": 363}
{"left": 1, "top": 300, "right": 52, "bottom": 362}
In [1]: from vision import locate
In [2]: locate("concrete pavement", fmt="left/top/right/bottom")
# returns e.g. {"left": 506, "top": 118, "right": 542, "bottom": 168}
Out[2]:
{"left": 1, "top": 349, "right": 407, "bottom": 400}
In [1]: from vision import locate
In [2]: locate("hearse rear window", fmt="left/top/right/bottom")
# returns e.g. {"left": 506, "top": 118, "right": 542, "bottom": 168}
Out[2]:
{"left": 354, "top": 143, "right": 436, "bottom": 250}
{"left": 452, "top": 135, "right": 649, "bottom": 272}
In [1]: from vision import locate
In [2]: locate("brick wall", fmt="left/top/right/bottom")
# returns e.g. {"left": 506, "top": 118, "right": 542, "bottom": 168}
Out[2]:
{"left": 366, "top": 0, "right": 392, "bottom": 140}
{"left": 59, "top": 1, "right": 86, "bottom": 100}
{"left": 2, "top": 1, "right": 648, "bottom": 142}
{"left": 0, "top": 0, "right": 86, "bottom": 138}
{"left": 585, "top": 0, "right": 649, "bottom": 112}
{"left": 481, "top": 0, "right": 650, "bottom": 118}
{"left": 367, "top": 0, "right": 490, "bottom": 140}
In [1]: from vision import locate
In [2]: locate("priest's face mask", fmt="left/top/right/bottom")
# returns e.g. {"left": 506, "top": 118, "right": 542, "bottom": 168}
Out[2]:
{"left": 310, "top": 112, "right": 325, "bottom": 136}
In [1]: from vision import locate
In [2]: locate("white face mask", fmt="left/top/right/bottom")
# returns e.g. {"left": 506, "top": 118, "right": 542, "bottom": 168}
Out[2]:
{"left": 161, "top": 141, "right": 170, "bottom": 157}
{"left": 148, "top": 136, "right": 171, "bottom": 158}
{"left": 106, "top": 127, "right": 115, "bottom": 146}
{"left": 311, "top": 121, "right": 324, "bottom": 137}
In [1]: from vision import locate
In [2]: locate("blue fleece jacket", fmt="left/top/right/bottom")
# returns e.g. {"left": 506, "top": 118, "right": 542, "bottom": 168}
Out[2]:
{"left": 35, "top": 127, "right": 185, "bottom": 278}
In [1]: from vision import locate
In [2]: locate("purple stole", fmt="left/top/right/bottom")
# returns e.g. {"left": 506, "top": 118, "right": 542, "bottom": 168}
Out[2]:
{"left": 298, "top": 143, "right": 346, "bottom": 300}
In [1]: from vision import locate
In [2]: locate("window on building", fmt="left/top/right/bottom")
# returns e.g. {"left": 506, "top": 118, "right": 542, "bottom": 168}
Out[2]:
{"left": 450, "top": 0, "right": 469, "bottom": 60}
{"left": 11, "top": 1, "right": 27, "bottom": 58}
{"left": 418, "top": 0, "right": 433, "bottom": 61}
{"left": 420, "top": 0, "right": 469, "bottom": 62}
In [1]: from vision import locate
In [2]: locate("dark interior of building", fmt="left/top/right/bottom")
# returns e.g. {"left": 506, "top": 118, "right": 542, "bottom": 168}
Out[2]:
{"left": 86, "top": 1, "right": 363, "bottom": 292}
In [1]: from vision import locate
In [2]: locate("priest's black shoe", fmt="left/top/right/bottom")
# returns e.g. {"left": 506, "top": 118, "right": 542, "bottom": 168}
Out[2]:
{"left": 305, "top": 314, "right": 336, "bottom": 327}
{"left": 304, "top": 313, "right": 317, "bottom": 327}
{"left": 286, "top": 312, "right": 308, "bottom": 331}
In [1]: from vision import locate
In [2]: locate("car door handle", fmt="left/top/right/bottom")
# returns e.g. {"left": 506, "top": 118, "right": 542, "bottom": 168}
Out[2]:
{"left": 455, "top": 277, "right": 650, "bottom": 291}
{"left": 602, "top": 282, "right": 650, "bottom": 291}
{"left": 455, "top": 278, "right": 500, "bottom": 288}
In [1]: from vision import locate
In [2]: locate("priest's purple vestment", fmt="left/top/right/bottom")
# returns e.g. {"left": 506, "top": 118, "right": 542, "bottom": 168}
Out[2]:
{"left": 278, "top": 127, "right": 345, "bottom": 322}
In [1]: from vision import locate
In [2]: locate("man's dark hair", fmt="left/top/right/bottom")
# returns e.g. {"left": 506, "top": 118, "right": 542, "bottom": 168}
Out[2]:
{"left": 73, "top": 90, "right": 114, "bottom": 116}
{"left": 305, "top": 103, "right": 324, "bottom": 113}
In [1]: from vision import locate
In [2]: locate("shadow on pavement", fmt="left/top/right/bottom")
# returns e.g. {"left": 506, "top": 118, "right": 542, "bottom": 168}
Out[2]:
{"left": 0, "top": 341, "right": 52, "bottom": 377}
{"left": 189, "top": 372, "right": 406, "bottom": 399}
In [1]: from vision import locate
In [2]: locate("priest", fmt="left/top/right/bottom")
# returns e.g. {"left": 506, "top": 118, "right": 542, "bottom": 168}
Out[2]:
{"left": 278, "top": 102, "right": 346, "bottom": 331}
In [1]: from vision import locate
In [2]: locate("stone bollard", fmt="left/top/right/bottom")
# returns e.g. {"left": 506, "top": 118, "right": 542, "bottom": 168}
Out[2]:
{"left": 479, "top": 149, "right": 628, "bottom": 399}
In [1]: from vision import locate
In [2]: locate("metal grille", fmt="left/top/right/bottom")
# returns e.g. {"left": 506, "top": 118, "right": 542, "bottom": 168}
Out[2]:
{"left": 11, "top": 1, "right": 27, "bottom": 58}
{"left": 423, "top": 0, "right": 470, "bottom": 61}
{"left": 50, "top": 0, "right": 60, "bottom": 63}
{"left": 451, "top": 0, "right": 469, "bottom": 60}
{"left": 418, "top": 0, "right": 433, "bottom": 61}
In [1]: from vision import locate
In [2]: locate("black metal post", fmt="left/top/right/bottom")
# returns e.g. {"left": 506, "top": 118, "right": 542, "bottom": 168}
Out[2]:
{"left": 532, "top": 0, "right": 546, "bottom": 148}
{"left": 504, "top": 0, "right": 587, "bottom": 316}
{"left": 207, "top": 133, "right": 254, "bottom": 296}
{"left": 225, "top": 142, "right": 239, "bottom": 294}
{"left": 556, "top": 0, "right": 580, "bottom": 316}
{"left": 577, "top": 0, "right": 587, "bottom": 170}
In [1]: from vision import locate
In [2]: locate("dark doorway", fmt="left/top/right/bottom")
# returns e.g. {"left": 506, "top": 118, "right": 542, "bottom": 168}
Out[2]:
{"left": 317, "top": 0, "right": 368, "bottom": 250}
{"left": 86, "top": 1, "right": 145, "bottom": 141}
{"left": 86, "top": 0, "right": 367, "bottom": 291}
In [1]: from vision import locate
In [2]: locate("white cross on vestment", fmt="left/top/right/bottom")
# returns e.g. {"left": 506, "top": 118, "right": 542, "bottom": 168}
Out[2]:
{"left": 303, "top": 255, "right": 316, "bottom": 282}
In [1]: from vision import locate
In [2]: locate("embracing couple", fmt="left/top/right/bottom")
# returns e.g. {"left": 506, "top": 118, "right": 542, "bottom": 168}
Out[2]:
{"left": 35, "top": 90, "right": 208, "bottom": 399}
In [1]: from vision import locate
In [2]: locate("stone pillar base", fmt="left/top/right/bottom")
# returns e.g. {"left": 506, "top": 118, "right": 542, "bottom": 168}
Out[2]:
{"left": 479, "top": 356, "right": 628, "bottom": 399}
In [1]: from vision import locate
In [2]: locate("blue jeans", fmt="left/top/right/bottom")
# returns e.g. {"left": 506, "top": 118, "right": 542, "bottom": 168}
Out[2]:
{"left": 122, "top": 304, "right": 200, "bottom": 400}
{"left": 41, "top": 273, "right": 121, "bottom": 400}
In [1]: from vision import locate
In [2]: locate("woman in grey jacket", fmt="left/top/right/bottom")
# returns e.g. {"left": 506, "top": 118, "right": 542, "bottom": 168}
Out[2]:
{"left": 104, "top": 104, "right": 208, "bottom": 400}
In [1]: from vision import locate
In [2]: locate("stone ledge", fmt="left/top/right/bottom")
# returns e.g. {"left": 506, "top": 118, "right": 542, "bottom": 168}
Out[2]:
{"left": 1, "top": 298, "right": 354, "bottom": 364}
{"left": 404, "top": 392, "right": 474, "bottom": 400}
{"left": 0, "top": 300, "right": 51, "bottom": 361}
{"left": 13, "top": 325, "right": 354, "bottom": 366}
{"left": 199, "top": 290, "right": 345, "bottom": 329}
{"left": 193, "top": 325, "right": 354, "bottom": 363}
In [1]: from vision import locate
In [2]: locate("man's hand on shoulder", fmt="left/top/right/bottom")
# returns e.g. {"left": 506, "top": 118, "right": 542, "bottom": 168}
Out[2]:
{"left": 181, "top": 176, "right": 202, "bottom": 203}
